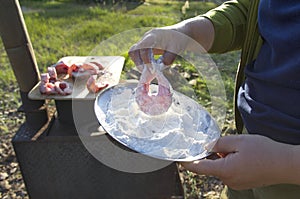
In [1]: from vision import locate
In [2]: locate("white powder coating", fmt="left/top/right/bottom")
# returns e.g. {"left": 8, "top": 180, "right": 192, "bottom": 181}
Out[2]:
{"left": 95, "top": 82, "right": 220, "bottom": 161}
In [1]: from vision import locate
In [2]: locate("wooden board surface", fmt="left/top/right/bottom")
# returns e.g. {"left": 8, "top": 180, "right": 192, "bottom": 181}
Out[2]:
{"left": 28, "top": 56, "right": 125, "bottom": 100}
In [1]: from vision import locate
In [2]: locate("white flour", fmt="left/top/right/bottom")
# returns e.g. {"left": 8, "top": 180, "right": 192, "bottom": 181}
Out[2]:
{"left": 104, "top": 84, "right": 220, "bottom": 161}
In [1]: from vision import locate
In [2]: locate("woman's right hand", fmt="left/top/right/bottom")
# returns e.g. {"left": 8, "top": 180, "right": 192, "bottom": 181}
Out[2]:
{"left": 128, "top": 27, "right": 185, "bottom": 70}
{"left": 128, "top": 17, "right": 215, "bottom": 70}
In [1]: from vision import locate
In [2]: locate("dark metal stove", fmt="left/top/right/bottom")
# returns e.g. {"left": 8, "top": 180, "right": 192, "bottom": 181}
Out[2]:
{"left": 13, "top": 107, "right": 184, "bottom": 199}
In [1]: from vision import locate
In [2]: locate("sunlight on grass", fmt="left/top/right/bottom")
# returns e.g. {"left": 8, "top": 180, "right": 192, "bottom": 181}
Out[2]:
{"left": 0, "top": 40, "right": 16, "bottom": 85}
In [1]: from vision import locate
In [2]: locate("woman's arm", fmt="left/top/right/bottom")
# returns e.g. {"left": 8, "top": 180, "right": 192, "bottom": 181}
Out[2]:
{"left": 202, "top": 0, "right": 250, "bottom": 53}
{"left": 129, "top": 17, "right": 215, "bottom": 66}
{"left": 129, "top": 0, "right": 251, "bottom": 66}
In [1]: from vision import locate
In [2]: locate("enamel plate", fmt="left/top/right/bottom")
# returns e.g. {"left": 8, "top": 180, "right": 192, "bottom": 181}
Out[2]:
{"left": 94, "top": 81, "right": 220, "bottom": 161}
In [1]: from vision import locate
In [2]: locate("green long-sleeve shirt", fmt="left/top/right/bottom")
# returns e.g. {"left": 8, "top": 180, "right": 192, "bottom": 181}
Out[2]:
{"left": 202, "top": 0, "right": 263, "bottom": 132}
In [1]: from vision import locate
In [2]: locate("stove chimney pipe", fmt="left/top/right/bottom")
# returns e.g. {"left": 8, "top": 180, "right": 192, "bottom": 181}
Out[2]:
{"left": 0, "top": 0, "right": 48, "bottom": 133}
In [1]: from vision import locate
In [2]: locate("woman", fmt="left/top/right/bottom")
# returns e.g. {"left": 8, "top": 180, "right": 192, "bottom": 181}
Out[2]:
{"left": 129, "top": 0, "right": 300, "bottom": 198}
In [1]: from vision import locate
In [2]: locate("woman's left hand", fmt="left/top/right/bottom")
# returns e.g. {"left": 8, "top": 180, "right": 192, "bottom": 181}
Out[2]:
{"left": 182, "top": 134, "right": 299, "bottom": 190}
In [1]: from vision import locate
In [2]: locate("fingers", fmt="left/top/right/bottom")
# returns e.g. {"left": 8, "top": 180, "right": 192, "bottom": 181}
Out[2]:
{"left": 128, "top": 29, "right": 178, "bottom": 69}
{"left": 211, "top": 135, "right": 240, "bottom": 154}
{"left": 162, "top": 51, "right": 177, "bottom": 66}
{"left": 129, "top": 47, "right": 177, "bottom": 69}
{"left": 128, "top": 45, "right": 144, "bottom": 71}
{"left": 129, "top": 31, "right": 157, "bottom": 68}
{"left": 181, "top": 135, "right": 244, "bottom": 177}
{"left": 181, "top": 158, "right": 225, "bottom": 177}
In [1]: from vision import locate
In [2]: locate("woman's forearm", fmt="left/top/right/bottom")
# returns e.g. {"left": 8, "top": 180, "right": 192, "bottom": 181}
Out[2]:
{"left": 165, "top": 17, "right": 215, "bottom": 52}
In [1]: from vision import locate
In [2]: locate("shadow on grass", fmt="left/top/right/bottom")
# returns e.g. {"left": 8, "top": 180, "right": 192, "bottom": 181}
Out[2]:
{"left": 21, "top": 0, "right": 145, "bottom": 18}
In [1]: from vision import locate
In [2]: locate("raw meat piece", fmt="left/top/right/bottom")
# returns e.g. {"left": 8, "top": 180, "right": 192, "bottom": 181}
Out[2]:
{"left": 40, "top": 60, "right": 107, "bottom": 95}
{"left": 68, "top": 62, "right": 104, "bottom": 78}
{"left": 83, "top": 61, "right": 104, "bottom": 70}
{"left": 39, "top": 69, "right": 72, "bottom": 95}
{"left": 67, "top": 64, "right": 81, "bottom": 77}
{"left": 47, "top": 67, "right": 57, "bottom": 83}
{"left": 86, "top": 75, "right": 109, "bottom": 93}
{"left": 54, "top": 81, "right": 72, "bottom": 95}
{"left": 135, "top": 59, "right": 172, "bottom": 115}
{"left": 39, "top": 73, "right": 57, "bottom": 95}
{"left": 54, "top": 61, "right": 104, "bottom": 76}
{"left": 54, "top": 61, "right": 69, "bottom": 74}
{"left": 40, "top": 72, "right": 50, "bottom": 83}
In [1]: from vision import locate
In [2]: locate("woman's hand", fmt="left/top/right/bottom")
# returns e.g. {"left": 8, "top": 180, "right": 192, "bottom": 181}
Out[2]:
{"left": 182, "top": 134, "right": 300, "bottom": 190}
{"left": 128, "top": 27, "right": 186, "bottom": 69}
{"left": 129, "top": 17, "right": 215, "bottom": 69}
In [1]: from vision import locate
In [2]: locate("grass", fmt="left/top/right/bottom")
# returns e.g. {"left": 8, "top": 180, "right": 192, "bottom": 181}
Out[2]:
{"left": 19, "top": 0, "right": 189, "bottom": 67}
